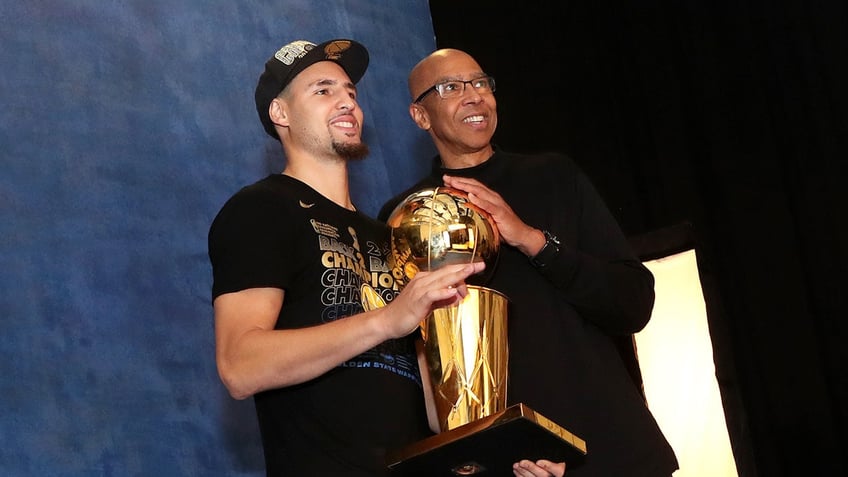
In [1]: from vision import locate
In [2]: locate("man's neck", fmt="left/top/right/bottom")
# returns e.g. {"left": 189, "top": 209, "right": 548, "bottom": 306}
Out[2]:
{"left": 439, "top": 145, "right": 495, "bottom": 170}
{"left": 282, "top": 153, "right": 355, "bottom": 211}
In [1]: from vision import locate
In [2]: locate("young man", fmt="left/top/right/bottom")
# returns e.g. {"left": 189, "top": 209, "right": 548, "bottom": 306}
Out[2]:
{"left": 208, "top": 39, "right": 483, "bottom": 477}
{"left": 379, "top": 49, "right": 679, "bottom": 477}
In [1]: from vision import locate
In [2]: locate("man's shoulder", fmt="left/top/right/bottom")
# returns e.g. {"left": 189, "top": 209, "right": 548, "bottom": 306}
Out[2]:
{"left": 218, "top": 175, "right": 298, "bottom": 210}
{"left": 492, "top": 149, "right": 581, "bottom": 180}
{"left": 499, "top": 148, "right": 575, "bottom": 166}
{"left": 209, "top": 175, "right": 298, "bottom": 233}
{"left": 232, "top": 174, "right": 289, "bottom": 197}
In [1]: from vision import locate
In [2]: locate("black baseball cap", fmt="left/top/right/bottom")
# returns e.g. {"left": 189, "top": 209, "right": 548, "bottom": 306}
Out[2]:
{"left": 254, "top": 38, "right": 369, "bottom": 139}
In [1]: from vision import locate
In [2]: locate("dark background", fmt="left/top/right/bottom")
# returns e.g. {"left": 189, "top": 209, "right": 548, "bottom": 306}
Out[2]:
{"left": 429, "top": 1, "right": 847, "bottom": 475}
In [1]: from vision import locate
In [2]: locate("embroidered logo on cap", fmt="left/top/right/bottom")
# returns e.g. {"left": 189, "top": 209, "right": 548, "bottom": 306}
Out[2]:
{"left": 323, "top": 40, "right": 352, "bottom": 60}
{"left": 275, "top": 40, "right": 315, "bottom": 65}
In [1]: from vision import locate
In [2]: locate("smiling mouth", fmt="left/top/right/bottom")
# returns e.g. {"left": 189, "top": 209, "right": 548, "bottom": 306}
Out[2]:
{"left": 463, "top": 115, "right": 485, "bottom": 124}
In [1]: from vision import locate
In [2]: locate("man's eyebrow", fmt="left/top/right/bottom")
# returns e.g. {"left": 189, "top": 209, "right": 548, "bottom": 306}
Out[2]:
{"left": 431, "top": 75, "right": 460, "bottom": 84}
{"left": 433, "top": 72, "right": 486, "bottom": 83}
{"left": 313, "top": 78, "right": 357, "bottom": 92}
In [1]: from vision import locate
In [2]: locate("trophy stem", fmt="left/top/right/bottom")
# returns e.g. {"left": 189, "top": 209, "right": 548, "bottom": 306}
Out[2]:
{"left": 421, "top": 285, "right": 509, "bottom": 432}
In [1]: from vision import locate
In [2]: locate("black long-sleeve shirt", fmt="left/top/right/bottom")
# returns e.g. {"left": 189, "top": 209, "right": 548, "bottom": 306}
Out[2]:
{"left": 379, "top": 148, "right": 678, "bottom": 477}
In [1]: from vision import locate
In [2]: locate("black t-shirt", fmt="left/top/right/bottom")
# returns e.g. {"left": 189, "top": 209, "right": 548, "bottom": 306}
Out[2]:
{"left": 209, "top": 174, "right": 431, "bottom": 476}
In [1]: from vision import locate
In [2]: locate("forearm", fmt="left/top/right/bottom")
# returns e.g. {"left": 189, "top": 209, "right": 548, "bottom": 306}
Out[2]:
{"left": 216, "top": 309, "right": 391, "bottom": 399}
{"left": 533, "top": 246, "right": 655, "bottom": 334}
{"left": 506, "top": 228, "right": 649, "bottom": 336}
{"left": 215, "top": 263, "right": 484, "bottom": 400}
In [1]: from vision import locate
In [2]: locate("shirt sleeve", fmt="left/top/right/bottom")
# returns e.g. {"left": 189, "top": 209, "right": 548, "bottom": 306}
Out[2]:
{"left": 208, "top": 188, "right": 295, "bottom": 300}
{"left": 535, "top": 160, "right": 655, "bottom": 335}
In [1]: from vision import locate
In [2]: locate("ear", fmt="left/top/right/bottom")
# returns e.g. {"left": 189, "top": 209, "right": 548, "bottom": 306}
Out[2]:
{"left": 269, "top": 98, "right": 289, "bottom": 128}
{"left": 409, "top": 103, "right": 430, "bottom": 131}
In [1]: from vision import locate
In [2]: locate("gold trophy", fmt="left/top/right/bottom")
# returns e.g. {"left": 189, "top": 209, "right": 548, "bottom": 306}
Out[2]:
{"left": 381, "top": 187, "right": 587, "bottom": 476}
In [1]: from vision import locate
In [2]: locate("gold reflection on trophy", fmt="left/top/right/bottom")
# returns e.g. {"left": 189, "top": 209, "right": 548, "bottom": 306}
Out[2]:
{"left": 423, "top": 286, "right": 508, "bottom": 431}
{"left": 386, "top": 187, "right": 507, "bottom": 432}
{"left": 386, "top": 187, "right": 499, "bottom": 285}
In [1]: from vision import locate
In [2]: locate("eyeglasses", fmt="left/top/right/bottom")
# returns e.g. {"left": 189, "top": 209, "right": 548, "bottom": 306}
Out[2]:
{"left": 413, "top": 76, "right": 496, "bottom": 103}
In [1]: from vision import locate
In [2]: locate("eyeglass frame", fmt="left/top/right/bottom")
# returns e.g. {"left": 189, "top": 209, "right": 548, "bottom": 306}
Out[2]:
{"left": 413, "top": 75, "right": 496, "bottom": 103}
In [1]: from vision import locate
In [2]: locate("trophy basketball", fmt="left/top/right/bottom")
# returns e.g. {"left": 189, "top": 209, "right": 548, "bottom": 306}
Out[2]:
{"left": 381, "top": 187, "right": 587, "bottom": 476}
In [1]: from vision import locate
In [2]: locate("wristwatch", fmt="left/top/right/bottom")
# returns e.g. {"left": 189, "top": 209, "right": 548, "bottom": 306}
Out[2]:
{"left": 529, "top": 230, "right": 561, "bottom": 269}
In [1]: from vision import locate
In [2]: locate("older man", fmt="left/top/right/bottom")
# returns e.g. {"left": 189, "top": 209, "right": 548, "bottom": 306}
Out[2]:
{"left": 380, "top": 48, "right": 679, "bottom": 477}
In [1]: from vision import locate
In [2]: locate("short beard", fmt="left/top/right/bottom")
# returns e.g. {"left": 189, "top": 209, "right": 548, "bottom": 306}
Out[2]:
{"left": 333, "top": 140, "right": 369, "bottom": 161}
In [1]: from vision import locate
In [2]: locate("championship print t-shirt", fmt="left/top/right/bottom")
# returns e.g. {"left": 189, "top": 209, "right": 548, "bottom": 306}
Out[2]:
{"left": 208, "top": 174, "right": 431, "bottom": 476}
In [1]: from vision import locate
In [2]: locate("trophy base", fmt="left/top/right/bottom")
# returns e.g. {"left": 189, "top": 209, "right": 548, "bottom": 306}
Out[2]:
{"left": 387, "top": 403, "right": 587, "bottom": 476}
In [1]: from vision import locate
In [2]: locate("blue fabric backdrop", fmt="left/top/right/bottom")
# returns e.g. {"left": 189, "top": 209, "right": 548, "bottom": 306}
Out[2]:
{"left": 0, "top": 1, "right": 436, "bottom": 475}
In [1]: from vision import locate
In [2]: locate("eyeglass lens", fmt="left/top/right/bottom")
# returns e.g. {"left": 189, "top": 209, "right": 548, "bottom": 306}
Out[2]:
{"left": 437, "top": 76, "right": 495, "bottom": 98}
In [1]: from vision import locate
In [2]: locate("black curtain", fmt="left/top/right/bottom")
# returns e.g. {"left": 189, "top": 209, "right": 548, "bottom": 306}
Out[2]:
{"left": 429, "top": 1, "right": 848, "bottom": 475}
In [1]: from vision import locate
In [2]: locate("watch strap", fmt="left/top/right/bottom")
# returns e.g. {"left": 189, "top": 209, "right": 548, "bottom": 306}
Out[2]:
{"left": 530, "top": 230, "right": 561, "bottom": 269}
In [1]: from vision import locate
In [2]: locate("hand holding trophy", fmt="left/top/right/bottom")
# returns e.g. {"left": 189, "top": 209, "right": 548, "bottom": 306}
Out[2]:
{"left": 383, "top": 187, "right": 586, "bottom": 476}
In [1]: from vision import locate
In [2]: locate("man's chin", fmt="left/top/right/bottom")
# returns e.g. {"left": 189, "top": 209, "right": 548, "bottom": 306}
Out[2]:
{"left": 333, "top": 141, "right": 369, "bottom": 161}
